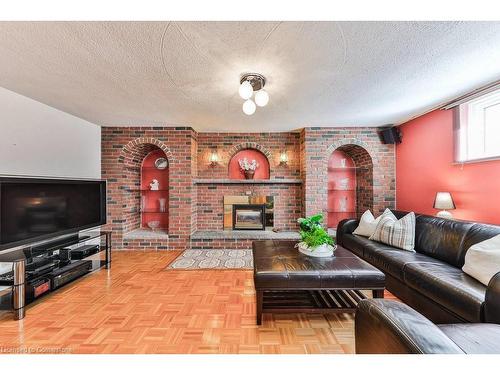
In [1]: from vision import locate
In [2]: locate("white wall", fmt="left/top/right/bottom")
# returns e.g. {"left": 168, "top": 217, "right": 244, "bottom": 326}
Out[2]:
{"left": 0, "top": 87, "right": 101, "bottom": 179}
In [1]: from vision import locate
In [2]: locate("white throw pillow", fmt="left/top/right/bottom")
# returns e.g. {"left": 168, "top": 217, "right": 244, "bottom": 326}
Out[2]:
{"left": 462, "top": 234, "right": 500, "bottom": 286}
{"left": 353, "top": 208, "right": 395, "bottom": 237}
{"left": 369, "top": 211, "right": 416, "bottom": 251}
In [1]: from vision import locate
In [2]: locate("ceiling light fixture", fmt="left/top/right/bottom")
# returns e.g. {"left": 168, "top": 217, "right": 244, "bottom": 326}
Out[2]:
{"left": 242, "top": 99, "right": 256, "bottom": 115}
{"left": 238, "top": 81, "right": 253, "bottom": 100}
{"left": 238, "top": 73, "right": 269, "bottom": 115}
{"left": 255, "top": 89, "right": 269, "bottom": 107}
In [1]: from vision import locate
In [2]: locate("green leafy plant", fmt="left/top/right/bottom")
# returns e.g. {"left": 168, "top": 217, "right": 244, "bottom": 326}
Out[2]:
{"left": 297, "top": 214, "right": 334, "bottom": 250}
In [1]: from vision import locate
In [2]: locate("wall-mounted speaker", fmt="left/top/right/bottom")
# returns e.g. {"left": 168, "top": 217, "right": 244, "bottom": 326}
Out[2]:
{"left": 380, "top": 127, "right": 402, "bottom": 144}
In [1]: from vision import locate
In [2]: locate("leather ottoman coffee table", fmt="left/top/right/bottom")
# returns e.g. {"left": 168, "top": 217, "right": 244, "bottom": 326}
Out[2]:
{"left": 253, "top": 240, "right": 385, "bottom": 324}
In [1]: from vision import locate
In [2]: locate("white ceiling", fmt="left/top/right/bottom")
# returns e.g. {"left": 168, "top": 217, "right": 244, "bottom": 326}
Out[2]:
{"left": 0, "top": 21, "right": 500, "bottom": 132}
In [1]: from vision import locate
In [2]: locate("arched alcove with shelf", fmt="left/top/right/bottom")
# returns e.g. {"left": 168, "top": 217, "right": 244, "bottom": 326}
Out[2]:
{"left": 140, "top": 149, "right": 169, "bottom": 232}
{"left": 327, "top": 145, "right": 373, "bottom": 229}
{"left": 120, "top": 143, "right": 170, "bottom": 238}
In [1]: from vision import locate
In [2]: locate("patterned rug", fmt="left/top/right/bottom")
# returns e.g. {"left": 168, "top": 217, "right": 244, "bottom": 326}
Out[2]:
{"left": 167, "top": 249, "right": 253, "bottom": 270}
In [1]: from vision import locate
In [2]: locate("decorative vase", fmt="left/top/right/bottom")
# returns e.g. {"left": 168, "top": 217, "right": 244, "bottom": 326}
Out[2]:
{"left": 244, "top": 170, "right": 255, "bottom": 180}
{"left": 339, "top": 196, "right": 348, "bottom": 212}
{"left": 159, "top": 198, "right": 167, "bottom": 212}
{"left": 339, "top": 178, "right": 349, "bottom": 190}
{"left": 297, "top": 242, "right": 336, "bottom": 258}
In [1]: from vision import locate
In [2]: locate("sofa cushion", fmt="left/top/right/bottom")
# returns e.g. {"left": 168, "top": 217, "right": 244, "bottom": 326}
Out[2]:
{"left": 353, "top": 209, "right": 395, "bottom": 237}
{"left": 363, "top": 244, "right": 441, "bottom": 281}
{"left": 404, "top": 262, "right": 486, "bottom": 322}
{"left": 462, "top": 234, "right": 500, "bottom": 286}
{"left": 341, "top": 234, "right": 374, "bottom": 257}
{"left": 412, "top": 215, "right": 474, "bottom": 267}
{"left": 438, "top": 324, "right": 500, "bottom": 354}
{"left": 461, "top": 223, "right": 500, "bottom": 268}
{"left": 369, "top": 211, "right": 416, "bottom": 251}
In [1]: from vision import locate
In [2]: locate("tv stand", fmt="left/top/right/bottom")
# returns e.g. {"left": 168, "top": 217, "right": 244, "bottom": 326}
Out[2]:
{"left": 0, "top": 231, "right": 111, "bottom": 320}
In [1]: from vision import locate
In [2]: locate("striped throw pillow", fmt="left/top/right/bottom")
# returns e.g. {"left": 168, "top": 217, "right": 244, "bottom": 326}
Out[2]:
{"left": 369, "top": 211, "right": 416, "bottom": 251}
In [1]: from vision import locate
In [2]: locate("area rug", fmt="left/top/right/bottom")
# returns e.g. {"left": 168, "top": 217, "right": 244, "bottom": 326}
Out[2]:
{"left": 167, "top": 249, "right": 253, "bottom": 270}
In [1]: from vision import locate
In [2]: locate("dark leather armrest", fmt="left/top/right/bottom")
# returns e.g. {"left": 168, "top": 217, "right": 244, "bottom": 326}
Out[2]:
{"left": 485, "top": 271, "right": 500, "bottom": 324}
{"left": 336, "top": 219, "right": 359, "bottom": 246}
{"left": 355, "top": 299, "right": 464, "bottom": 354}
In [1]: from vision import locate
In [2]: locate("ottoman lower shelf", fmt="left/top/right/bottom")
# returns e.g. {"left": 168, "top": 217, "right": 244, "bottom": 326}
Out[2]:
{"left": 257, "top": 289, "right": 384, "bottom": 323}
{"left": 262, "top": 289, "right": 368, "bottom": 313}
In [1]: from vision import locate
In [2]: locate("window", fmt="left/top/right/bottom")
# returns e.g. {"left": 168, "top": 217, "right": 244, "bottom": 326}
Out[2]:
{"left": 456, "top": 88, "right": 500, "bottom": 162}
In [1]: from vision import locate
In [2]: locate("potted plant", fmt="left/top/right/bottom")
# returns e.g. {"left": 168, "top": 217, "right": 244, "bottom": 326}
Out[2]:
{"left": 238, "top": 157, "right": 259, "bottom": 179}
{"left": 296, "top": 214, "right": 336, "bottom": 257}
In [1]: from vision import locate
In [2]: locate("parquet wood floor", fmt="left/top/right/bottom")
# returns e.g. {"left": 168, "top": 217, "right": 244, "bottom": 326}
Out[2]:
{"left": 0, "top": 251, "right": 396, "bottom": 354}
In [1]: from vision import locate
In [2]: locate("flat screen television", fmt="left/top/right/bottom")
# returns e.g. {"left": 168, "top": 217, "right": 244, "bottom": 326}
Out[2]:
{"left": 0, "top": 177, "right": 106, "bottom": 251}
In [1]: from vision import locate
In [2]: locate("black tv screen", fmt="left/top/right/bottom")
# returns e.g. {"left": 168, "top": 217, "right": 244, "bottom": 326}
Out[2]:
{"left": 0, "top": 177, "right": 106, "bottom": 250}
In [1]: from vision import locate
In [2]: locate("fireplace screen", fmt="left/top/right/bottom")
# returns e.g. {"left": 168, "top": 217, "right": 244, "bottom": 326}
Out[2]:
{"left": 232, "top": 204, "right": 266, "bottom": 230}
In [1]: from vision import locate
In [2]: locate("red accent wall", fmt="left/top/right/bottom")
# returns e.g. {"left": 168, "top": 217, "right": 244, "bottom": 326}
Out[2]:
{"left": 396, "top": 109, "right": 500, "bottom": 225}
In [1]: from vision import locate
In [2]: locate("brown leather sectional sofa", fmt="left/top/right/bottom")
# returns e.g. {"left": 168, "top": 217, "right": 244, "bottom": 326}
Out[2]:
{"left": 337, "top": 211, "right": 500, "bottom": 354}
{"left": 337, "top": 211, "right": 500, "bottom": 324}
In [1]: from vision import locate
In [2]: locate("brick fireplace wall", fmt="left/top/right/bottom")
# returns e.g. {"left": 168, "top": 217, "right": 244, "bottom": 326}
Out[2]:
{"left": 101, "top": 126, "right": 395, "bottom": 250}
{"left": 195, "top": 132, "right": 303, "bottom": 232}
{"left": 196, "top": 184, "right": 302, "bottom": 231}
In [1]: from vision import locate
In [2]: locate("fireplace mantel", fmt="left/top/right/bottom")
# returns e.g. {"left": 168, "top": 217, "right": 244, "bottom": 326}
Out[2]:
{"left": 193, "top": 178, "right": 302, "bottom": 185}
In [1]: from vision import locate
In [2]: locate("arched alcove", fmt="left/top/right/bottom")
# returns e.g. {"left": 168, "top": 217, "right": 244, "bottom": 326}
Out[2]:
{"left": 228, "top": 148, "right": 270, "bottom": 179}
{"left": 119, "top": 141, "right": 170, "bottom": 236}
{"left": 140, "top": 149, "right": 169, "bottom": 232}
{"left": 327, "top": 144, "right": 373, "bottom": 228}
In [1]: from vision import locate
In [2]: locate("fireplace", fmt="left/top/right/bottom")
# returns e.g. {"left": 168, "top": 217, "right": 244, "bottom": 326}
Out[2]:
{"left": 232, "top": 204, "right": 266, "bottom": 230}
{"left": 223, "top": 195, "right": 274, "bottom": 230}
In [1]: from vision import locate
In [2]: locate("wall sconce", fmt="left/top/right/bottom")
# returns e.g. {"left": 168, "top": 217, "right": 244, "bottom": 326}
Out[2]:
{"left": 209, "top": 150, "right": 219, "bottom": 166}
{"left": 279, "top": 151, "right": 288, "bottom": 166}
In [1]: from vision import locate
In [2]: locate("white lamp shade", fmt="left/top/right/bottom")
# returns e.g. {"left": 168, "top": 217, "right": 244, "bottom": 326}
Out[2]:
{"left": 238, "top": 81, "right": 253, "bottom": 100}
{"left": 255, "top": 89, "right": 269, "bottom": 107}
{"left": 242, "top": 99, "right": 256, "bottom": 115}
{"left": 433, "top": 192, "right": 455, "bottom": 210}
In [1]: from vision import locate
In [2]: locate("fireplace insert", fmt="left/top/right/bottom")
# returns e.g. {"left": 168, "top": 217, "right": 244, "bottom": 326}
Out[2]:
{"left": 232, "top": 204, "right": 266, "bottom": 230}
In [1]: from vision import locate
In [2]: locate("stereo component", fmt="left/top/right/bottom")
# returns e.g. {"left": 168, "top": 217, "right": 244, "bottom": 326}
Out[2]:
{"left": 67, "top": 244, "right": 100, "bottom": 260}
{"left": 49, "top": 260, "right": 92, "bottom": 290}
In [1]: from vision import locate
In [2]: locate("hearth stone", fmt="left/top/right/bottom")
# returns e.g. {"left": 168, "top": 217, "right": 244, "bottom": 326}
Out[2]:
{"left": 190, "top": 230, "right": 300, "bottom": 240}
{"left": 123, "top": 228, "right": 169, "bottom": 240}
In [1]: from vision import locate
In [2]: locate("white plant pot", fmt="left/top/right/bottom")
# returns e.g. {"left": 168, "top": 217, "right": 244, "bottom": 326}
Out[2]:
{"left": 297, "top": 242, "right": 336, "bottom": 257}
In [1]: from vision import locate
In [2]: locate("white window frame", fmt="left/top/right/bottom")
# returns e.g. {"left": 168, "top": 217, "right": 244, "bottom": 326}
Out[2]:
{"left": 455, "top": 87, "right": 500, "bottom": 163}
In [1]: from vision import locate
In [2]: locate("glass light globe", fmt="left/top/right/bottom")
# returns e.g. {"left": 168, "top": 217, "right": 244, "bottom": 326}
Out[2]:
{"left": 238, "top": 81, "right": 253, "bottom": 100}
{"left": 255, "top": 89, "right": 269, "bottom": 107}
{"left": 242, "top": 99, "right": 256, "bottom": 115}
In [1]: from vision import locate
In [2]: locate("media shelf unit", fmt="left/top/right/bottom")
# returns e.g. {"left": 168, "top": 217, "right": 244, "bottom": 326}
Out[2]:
{"left": 0, "top": 231, "right": 111, "bottom": 320}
